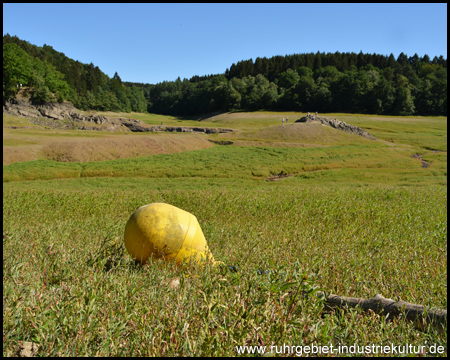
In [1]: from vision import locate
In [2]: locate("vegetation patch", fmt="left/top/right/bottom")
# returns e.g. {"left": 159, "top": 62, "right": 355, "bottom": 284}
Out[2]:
{"left": 2, "top": 109, "right": 447, "bottom": 356}
{"left": 3, "top": 127, "right": 214, "bottom": 165}
{"left": 241, "top": 122, "right": 372, "bottom": 145}
{"left": 3, "top": 186, "right": 447, "bottom": 356}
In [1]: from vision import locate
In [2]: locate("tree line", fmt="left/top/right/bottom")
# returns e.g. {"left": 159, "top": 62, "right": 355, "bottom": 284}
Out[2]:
{"left": 3, "top": 34, "right": 447, "bottom": 116}
{"left": 130, "top": 52, "right": 446, "bottom": 116}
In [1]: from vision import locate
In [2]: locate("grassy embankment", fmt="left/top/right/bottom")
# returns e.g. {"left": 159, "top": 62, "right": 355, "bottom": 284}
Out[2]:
{"left": 3, "top": 111, "right": 447, "bottom": 356}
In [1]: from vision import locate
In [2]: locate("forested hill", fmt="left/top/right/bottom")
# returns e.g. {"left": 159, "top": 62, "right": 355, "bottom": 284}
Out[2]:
{"left": 3, "top": 34, "right": 447, "bottom": 116}
{"left": 3, "top": 34, "right": 147, "bottom": 113}
{"left": 127, "top": 52, "right": 447, "bottom": 116}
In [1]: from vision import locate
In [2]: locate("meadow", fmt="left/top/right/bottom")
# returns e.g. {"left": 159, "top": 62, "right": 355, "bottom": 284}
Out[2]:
{"left": 3, "top": 110, "right": 447, "bottom": 356}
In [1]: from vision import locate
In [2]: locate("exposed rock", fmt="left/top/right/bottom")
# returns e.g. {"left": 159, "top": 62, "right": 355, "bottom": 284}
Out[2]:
{"left": 4, "top": 98, "right": 42, "bottom": 118}
{"left": 164, "top": 126, "right": 192, "bottom": 133}
{"left": 161, "top": 126, "right": 233, "bottom": 134}
{"left": 168, "top": 277, "right": 181, "bottom": 290}
{"left": 295, "top": 115, "right": 376, "bottom": 140}
{"left": 3, "top": 98, "right": 128, "bottom": 128}
{"left": 18, "top": 109, "right": 37, "bottom": 118}
{"left": 121, "top": 122, "right": 153, "bottom": 132}
{"left": 3, "top": 98, "right": 234, "bottom": 134}
{"left": 19, "top": 341, "right": 39, "bottom": 357}
{"left": 208, "top": 139, "right": 234, "bottom": 145}
{"left": 39, "top": 107, "right": 65, "bottom": 120}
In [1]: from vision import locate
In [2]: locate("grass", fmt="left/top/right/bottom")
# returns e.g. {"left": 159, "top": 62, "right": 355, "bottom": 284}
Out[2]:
{"left": 323, "top": 113, "right": 447, "bottom": 152}
{"left": 3, "top": 110, "right": 447, "bottom": 356}
{"left": 3, "top": 144, "right": 447, "bottom": 186}
{"left": 3, "top": 186, "right": 447, "bottom": 356}
{"left": 3, "top": 127, "right": 214, "bottom": 166}
{"left": 229, "top": 122, "right": 373, "bottom": 146}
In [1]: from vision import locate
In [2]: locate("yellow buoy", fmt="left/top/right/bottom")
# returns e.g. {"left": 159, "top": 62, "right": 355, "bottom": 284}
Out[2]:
{"left": 124, "top": 203, "right": 219, "bottom": 266}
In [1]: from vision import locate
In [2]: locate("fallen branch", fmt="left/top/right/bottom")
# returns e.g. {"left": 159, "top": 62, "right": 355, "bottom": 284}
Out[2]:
{"left": 316, "top": 292, "right": 447, "bottom": 331}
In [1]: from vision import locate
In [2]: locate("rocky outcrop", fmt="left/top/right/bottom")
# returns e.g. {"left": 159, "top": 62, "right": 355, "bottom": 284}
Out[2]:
{"left": 5, "top": 98, "right": 77, "bottom": 121}
{"left": 207, "top": 139, "right": 234, "bottom": 145}
{"left": 122, "top": 124, "right": 233, "bottom": 134}
{"left": 295, "top": 115, "right": 376, "bottom": 140}
{"left": 160, "top": 126, "right": 233, "bottom": 134}
{"left": 120, "top": 122, "right": 152, "bottom": 132}
{"left": 3, "top": 98, "right": 133, "bottom": 131}
{"left": 3, "top": 98, "right": 233, "bottom": 134}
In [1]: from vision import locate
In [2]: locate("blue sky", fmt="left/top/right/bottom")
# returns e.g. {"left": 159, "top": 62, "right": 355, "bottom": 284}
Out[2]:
{"left": 3, "top": 3, "right": 447, "bottom": 84}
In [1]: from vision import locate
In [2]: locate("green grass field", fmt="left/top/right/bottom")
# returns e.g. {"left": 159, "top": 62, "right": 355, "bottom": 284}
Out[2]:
{"left": 3, "top": 111, "right": 447, "bottom": 356}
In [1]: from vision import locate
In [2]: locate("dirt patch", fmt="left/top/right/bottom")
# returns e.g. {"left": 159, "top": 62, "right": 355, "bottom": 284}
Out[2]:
{"left": 159, "top": 126, "right": 233, "bottom": 134}
{"left": 207, "top": 139, "right": 234, "bottom": 145}
{"left": 4, "top": 126, "right": 31, "bottom": 129}
{"left": 410, "top": 153, "right": 431, "bottom": 168}
{"left": 425, "top": 148, "right": 445, "bottom": 153}
{"left": 266, "top": 171, "right": 294, "bottom": 181}
{"left": 3, "top": 145, "right": 42, "bottom": 165}
{"left": 3, "top": 133, "right": 215, "bottom": 165}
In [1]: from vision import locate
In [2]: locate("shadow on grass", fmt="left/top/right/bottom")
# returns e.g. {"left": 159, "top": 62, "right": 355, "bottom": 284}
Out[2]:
{"left": 86, "top": 236, "right": 141, "bottom": 273}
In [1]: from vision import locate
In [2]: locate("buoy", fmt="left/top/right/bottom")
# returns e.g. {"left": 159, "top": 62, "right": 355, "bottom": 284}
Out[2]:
{"left": 124, "top": 203, "right": 219, "bottom": 266}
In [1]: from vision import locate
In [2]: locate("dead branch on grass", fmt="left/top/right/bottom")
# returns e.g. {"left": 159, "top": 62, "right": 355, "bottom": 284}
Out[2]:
{"left": 316, "top": 292, "right": 447, "bottom": 332}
